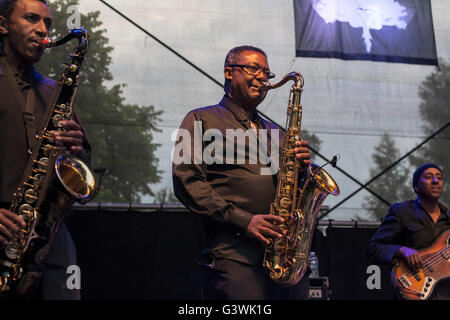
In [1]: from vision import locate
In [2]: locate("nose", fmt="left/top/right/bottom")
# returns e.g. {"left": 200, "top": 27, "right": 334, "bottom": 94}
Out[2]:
{"left": 35, "top": 19, "right": 49, "bottom": 38}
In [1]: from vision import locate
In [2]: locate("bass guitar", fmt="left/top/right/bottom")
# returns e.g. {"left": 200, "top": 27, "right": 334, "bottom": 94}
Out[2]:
{"left": 391, "top": 229, "right": 450, "bottom": 300}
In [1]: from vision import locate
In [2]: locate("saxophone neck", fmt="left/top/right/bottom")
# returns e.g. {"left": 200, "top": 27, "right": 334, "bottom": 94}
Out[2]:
{"left": 42, "top": 28, "right": 89, "bottom": 53}
{"left": 263, "top": 72, "right": 304, "bottom": 91}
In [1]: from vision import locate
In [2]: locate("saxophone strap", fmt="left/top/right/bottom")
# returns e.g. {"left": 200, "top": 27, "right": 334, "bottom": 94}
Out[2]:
{"left": 0, "top": 56, "right": 37, "bottom": 152}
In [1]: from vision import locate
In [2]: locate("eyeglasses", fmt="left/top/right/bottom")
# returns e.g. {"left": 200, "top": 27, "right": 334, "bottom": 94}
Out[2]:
{"left": 228, "top": 64, "right": 275, "bottom": 79}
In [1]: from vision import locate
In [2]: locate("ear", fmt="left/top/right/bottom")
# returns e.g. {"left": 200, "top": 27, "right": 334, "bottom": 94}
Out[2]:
{"left": 0, "top": 16, "right": 8, "bottom": 36}
{"left": 224, "top": 67, "right": 233, "bottom": 81}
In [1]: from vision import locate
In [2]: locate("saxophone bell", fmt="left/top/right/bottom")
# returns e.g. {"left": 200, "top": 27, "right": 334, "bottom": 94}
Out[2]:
{"left": 55, "top": 154, "right": 97, "bottom": 204}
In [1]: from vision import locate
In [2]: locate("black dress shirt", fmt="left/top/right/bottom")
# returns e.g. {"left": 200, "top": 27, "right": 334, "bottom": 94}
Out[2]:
{"left": 173, "top": 95, "right": 284, "bottom": 265}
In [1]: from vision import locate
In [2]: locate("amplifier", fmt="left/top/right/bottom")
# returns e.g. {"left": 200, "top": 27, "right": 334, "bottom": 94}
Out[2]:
{"left": 308, "top": 276, "right": 330, "bottom": 300}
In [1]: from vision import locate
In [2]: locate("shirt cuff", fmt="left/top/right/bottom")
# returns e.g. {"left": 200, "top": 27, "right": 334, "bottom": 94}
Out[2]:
{"left": 390, "top": 245, "right": 403, "bottom": 262}
{"left": 226, "top": 207, "right": 254, "bottom": 231}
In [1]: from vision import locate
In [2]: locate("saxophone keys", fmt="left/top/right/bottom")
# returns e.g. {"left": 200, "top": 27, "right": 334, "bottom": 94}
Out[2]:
{"left": 30, "top": 174, "right": 44, "bottom": 187}
{"left": 57, "top": 103, "right": 70, "bottom": 113}
{"left": 271, "top": 267, "right": 284, "bottom": 280}
{"left": 18, "top": 204, "right": 33, "bottom": 217}
{"left": 52, "top": 114, "right": 63, "bottom": 127}
{"left": 56, "top": 103, "right": 66, "bottom": 112}
{"left": 63, "top": 63, "right": 77, "bottom": 72}
{"left": 36, "top": 157, "right": 49, "bottom": 170}
{"left": 4, "top": 242, "right": 19, "bottom": 260}
{"left": 63, "top": 77, "right": 73, "bottom": 86}
{"left": 285, "top": 160, "right": 294, "bottom": 167}
{"left": 280, "top": 198, "right": 292, "bottom": 209}
{"left": 41, "top": 145, "right": 53, "bottom": 157}
{"left": 24, "top": 189, "right": 39, "bottom": 204}
{"left": 41, "top": 131, "right": 55, "bottom": 143}
{"left": 22, "top": 182, "right": 34, "bottom": 189}
{"left": 32, "top": 168, "right": 47, "bottom": 174}
{"left": 286, "top": 257, "right": 296, "bottom": 267}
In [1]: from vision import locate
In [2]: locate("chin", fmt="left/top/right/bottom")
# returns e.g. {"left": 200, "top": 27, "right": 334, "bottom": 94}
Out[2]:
{"left": 28, "top": 47, "right": 45, "bottom": 62}
{"left": 33, "top": 52, "right": 45, "bottom": 63}
{"left": 427, "top": 193, "right": 441, "bottom": 201}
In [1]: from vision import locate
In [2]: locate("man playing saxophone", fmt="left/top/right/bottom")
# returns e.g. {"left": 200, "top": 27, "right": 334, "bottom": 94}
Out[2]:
{"left": 0, "top": 0, "right": 90, "bottom": 299}
{"left": 173, "top": 45, "right": 311, "bottom": 299}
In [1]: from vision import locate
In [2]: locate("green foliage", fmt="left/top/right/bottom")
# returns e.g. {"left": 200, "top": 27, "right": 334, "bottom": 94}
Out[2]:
{"left": 152, "top": 187, "right": 180, "bottom": 204}
{"left": 38, "top": 0, "right": 162, "bottom": 202}
{"left": 364, "top": 133, "right": 414, "bottom": 220}
{"left": 302, "top": 130, "right": 321, "bottom": 163}
{"left": 409, "top": 60, "right": 450, "bottom": 207}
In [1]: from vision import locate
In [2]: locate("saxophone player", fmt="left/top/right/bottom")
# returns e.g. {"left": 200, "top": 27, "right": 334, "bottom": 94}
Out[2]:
{"left": 173, "top": 45, "right": 311, "bottom": 299}
{"left": 0, "top": 0, "right": 90, "bottom": 299}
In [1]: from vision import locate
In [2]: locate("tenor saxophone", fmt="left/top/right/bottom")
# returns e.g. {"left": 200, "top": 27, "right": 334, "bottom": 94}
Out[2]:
{"left": 262, "top": 72, "right": 340, "bottom": 286}
{"left": 0, "top": 29, "right": 96, "bottom": 296}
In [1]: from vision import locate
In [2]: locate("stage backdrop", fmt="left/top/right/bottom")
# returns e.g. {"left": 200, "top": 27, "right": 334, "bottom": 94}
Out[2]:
{"left": 294, "top": 0, "right": 438, "bottom": 65}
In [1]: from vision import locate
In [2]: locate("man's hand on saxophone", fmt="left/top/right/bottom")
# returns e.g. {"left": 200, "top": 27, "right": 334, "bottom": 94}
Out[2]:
{"left": 246, "top": 139, "right": 311, "bottom": 245}
{"left": 0, "top": 209, "right": 26, "bottom": 246}
{"left": 246, "top": 215, "right": 286, "bottom": 245}
{"left": 52, "top": 119, "right": 85, "bottom": 155}
{"left": 294, "top": 140, "right": 311, "bottom": 168}
{"left": 0, "top": 122, "right": 86, "bottom": 247}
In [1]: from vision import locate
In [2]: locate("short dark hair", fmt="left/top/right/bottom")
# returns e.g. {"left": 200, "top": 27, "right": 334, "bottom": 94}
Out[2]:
{"left": 0, "top": 0, "right": 48, "bottom": 19}
{"left": 223, "top": 45, "right": 268, "bottom": 92}
{"left": 224, "top": 45, "right": 268, "bottom": 68}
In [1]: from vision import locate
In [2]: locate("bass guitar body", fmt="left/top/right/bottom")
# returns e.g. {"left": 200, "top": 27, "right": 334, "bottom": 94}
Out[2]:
{"left": 391, "top": 229, "right": 450, "bottom": 300}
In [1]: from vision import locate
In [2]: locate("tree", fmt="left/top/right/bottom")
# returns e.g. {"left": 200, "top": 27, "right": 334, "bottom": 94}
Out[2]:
{"left": 303, "top": 130, "right": 322, "bottom": 163}
{"left": 38, "top": 0, "right": 163, "bottom": 202}
{"left": 409, "top": 60, "right": 450, "bottom": 207}
{"left": 152, "top": 187, "right": 180, "bottom": 204}
{"left": 364, "top": 133, "right": 414, "bottom": 220}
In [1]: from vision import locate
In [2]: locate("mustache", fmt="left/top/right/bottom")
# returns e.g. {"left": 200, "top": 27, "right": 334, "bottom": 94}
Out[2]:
{"left": 249, "top": 82, "right": 270, "bottom": 93}
{"left": 29, "top": 37, "right": 46, "bottom": 46}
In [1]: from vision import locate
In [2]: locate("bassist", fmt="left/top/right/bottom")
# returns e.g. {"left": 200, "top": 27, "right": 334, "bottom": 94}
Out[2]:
{"left": 365, "top": 163, "right": 450, "bottom": 300}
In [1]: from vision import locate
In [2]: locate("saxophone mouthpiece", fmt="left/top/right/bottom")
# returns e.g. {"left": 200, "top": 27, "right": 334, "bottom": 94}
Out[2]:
{"left": 261, "top": 82, "right": 272, "bottom": 91}
{"left": 42, "top": 37, "right": 55, "bottom": 48}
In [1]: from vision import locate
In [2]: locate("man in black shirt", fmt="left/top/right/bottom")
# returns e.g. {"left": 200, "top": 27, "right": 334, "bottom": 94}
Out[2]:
{"left": 173, "top": 45, "right": 311, "bottom": 299}
{"left": 365, "top": 163, "right": 450, "bottom": 299}
{"left": 0, "top": 0, "right": 90, "bottom": 299}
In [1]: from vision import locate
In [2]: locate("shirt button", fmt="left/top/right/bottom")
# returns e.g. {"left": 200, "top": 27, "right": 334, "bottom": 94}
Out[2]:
{"left": 236, "top": 232, "right": 241, "bottom": 237}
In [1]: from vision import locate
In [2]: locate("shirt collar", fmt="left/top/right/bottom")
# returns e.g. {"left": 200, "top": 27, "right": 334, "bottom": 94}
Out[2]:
{"left": 414, "top": 198, "right": 449, "bottom": 219}
{"left": 219, "top": 94, "right": 261, "bottom": 126}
